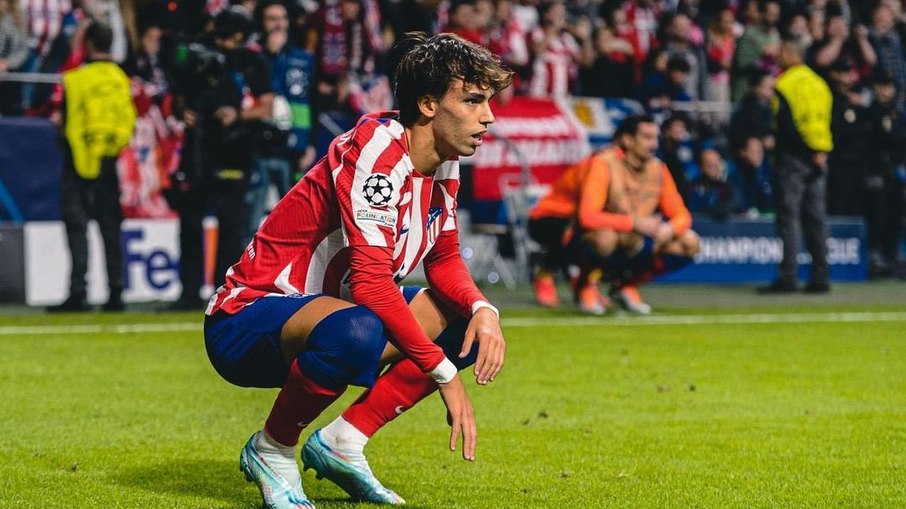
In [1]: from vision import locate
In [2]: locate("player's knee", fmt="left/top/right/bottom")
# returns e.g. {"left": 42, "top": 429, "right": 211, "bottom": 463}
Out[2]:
{"left": 681, "top": 230, "right": 701, "bottom": 256}
{"left": 298, "top": 306, "right": 386, "bottom": 390}
{"left": 584, "top": 229, "right": 618, "bottom": 256}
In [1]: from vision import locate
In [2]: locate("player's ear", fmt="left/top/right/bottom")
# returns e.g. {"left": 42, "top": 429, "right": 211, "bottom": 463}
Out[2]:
{"left": 416, "top": 95, "right": 438, "bottom": 119}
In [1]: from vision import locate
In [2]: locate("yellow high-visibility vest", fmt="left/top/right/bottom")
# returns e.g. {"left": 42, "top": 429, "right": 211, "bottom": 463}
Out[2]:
{"left": 63, "top": 61, "right": 137, "bottom": 179}
{"left": 773, "top": 64, "right": 834, "bottom": 153}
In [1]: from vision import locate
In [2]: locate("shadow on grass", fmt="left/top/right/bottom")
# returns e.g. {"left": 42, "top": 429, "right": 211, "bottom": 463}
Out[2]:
{"left": 113, "top": 459, "right": 432, "bottom": 509}
{"left": 112, "top": 458, "right": 252, "bottom": 506}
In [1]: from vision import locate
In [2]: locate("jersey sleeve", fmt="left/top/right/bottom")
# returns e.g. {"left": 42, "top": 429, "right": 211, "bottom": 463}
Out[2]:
{"left": 576, "top": 155, "right": 634, "bottom": 232}
{"left": 424, "top": 229, "right": 489, "bottom": 318}
{"left": 332, "top": 123, "right": 407, "bottom": 249}
{"left": 348, "top": 245, "right": 447, "bottom": 376}
{"left": 658, "top": 164, "right": 692, "bottom": 236}
{"left": 333, "top": 122, "right": 449, "bottom": 377}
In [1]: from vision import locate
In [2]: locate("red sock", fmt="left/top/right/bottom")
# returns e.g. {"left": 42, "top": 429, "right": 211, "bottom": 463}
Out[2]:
{"left": 264, "top": 360, "right": 346, "bottom": 446}
{"left": 342, "top": 359, "right": 438, "bottom": 437}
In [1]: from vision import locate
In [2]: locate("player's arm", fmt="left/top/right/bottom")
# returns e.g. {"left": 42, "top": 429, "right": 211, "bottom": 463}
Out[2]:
{"left": 424, "top": 230, "right": 505, "bottom": 385}
{"left": 658, "top": 164, "right": 692, "bottom": 237}
{"left": 576, "top": 156, "right": 635, "bottom": 232}
{"left": 335, "top": 136, "right": 476, "bottom": 459}
{"left": 348, "top": 246, "right": 476, "bottom": 460}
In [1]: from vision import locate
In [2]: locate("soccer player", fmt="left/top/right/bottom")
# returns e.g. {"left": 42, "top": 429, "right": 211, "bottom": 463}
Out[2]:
{"left": 605, "top": 115, "right": 700, "bottom": 314}
{"left": 203, "top": 32, "right": 512, "bottom": 508}
{"left": 527, "top": 148, "right": 662, "bottom": 314}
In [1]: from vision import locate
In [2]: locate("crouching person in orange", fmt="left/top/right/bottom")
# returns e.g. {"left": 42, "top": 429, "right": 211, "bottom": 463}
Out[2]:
{"left": 604, "top": 114, "right": 700, "bottom": 314}
{"left": 527, "top": 131, "right": 663, "bottom": 315}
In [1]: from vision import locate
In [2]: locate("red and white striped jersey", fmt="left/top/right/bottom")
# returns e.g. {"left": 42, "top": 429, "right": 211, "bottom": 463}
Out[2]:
{"left": 206, "top": 111, "right": 485, "bottom": 373}
{"left": 528, "top": 29, "right": 580, "bottom": 98}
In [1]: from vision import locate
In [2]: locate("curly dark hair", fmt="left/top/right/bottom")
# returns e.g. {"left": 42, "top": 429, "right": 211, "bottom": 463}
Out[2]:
{"left": 395, "top": 32, "right": 514, "bottom": 126}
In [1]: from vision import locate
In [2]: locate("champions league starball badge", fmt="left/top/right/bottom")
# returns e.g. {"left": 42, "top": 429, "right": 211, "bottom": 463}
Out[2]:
{"left": 363, "top": 174, "right": 394, "bottom": 207}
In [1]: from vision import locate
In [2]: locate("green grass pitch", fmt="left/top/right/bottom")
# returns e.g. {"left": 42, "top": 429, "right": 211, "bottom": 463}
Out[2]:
{"left": 1, "top": 297, "right": 905, "bottom": 508}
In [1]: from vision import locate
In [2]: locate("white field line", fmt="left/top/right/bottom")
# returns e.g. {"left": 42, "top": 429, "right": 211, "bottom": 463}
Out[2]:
{"left": 1, "top": 312, "right": 906, "bottom": 336}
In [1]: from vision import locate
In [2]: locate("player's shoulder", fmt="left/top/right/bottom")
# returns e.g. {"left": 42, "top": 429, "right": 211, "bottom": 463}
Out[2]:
{"left": 349, "top": 111, "right": 406, "bottom": 147}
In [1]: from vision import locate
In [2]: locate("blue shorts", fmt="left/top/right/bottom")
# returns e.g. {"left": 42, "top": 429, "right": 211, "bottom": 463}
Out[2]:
{"left": 204, "top": 287, "right": 425, "bottom": 388}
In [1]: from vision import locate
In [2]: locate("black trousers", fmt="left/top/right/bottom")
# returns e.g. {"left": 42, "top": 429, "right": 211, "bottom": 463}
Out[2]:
{"left": 863, "top": 169, "right": 905, "bottom": 263}
{"left": 527, "top": 216, "right": 572, "bottom": 275}
{"left": 59, "top": 154, "right": 124, "bottom": 300}
{"left": 773, "top": 152, "right": 830, "bottom": 286}
{"left": 175, "top": 184, "right": 250, "bottom": 302}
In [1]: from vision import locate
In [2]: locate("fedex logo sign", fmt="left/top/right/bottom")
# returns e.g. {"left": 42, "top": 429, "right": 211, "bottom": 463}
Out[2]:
{"left": 25, "top": 219, "right": 182, "bottom": 306}
{"left": 122, "top": 227, "right": 180, "bottom": 292}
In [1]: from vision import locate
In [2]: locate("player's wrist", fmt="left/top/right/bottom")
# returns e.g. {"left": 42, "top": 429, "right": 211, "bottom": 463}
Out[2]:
{"left": 471, "top": 300, "right": 499, "bottom": 319}
{"left": 429, "top": 357, "right": 458, "bottom": 384}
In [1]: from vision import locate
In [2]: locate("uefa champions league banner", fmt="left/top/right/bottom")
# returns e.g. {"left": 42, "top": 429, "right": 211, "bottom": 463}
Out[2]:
{"left": 658, "top": 217, "right": 867, "bottom": 283}
{"left": 467, "top": 96, "right": 591, "bottom": 201}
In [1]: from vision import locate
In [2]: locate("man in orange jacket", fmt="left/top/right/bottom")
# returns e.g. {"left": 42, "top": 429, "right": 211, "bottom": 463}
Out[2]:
{"left": 528, "top": 114, "right": 700, "bottom": 314}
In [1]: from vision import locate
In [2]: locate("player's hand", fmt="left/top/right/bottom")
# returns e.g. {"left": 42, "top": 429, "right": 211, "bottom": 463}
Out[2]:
{"left": 654, "top": 222, "right": 675, "bottom": 247}
{"left": 437, "top": 374, "right": 476, "bottom": 461}
{"left": 461, "top": 307, "right": 505, "bottom": 385}
{"left": 633, "top": 215, "right": 662, "bottom": 237}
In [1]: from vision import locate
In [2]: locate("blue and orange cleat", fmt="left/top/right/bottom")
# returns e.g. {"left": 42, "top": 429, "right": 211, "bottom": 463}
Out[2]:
{"left": 301, "top": 429, "right": 405, "bottom": 505}
{"left": 240, "top": 432, "right": 316, "bottom": 509}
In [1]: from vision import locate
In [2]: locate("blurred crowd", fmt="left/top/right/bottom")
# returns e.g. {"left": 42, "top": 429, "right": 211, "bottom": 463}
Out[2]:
{"left": 1, "top": 0, "right": 905, "bottom": 281}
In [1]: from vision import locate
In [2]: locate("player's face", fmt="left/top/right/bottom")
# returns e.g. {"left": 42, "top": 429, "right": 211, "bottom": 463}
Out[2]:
{"left": 629, "top": 122, "right": 659, "bottom": 163}
{"left": 432, "top": 79, "right": 496, "bottom": 158}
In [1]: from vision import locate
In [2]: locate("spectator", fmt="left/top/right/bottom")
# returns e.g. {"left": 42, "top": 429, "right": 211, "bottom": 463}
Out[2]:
{"left": 759, "top": 39, "right": 833, "bottom": 294}
{"left": 0, "top": 0, "right": 29, "bottom": 114}
{"left": 808, "top": 10, "right": 876, "bottom": 79}
{"left": 244, "top": 0, "right": 317, "bottom": 244}
{"left": 443, "top": 0, "right": 488, "bottom": 46}
{"left": 868, "top": 2, "right": 906, "bottom": 106}
{"left": 527, "top": 1, "right": 593, "bottom": 98}
{"left": 488, "top": 0, "right": 530, "bottom": 88}
{"left": 730, "top": 135, "right": 773, "bottom": 215}
{"left": 305, "top": 0, "right": 384, "bottom": 112}
{"left": 622, "top": 0, "right": 660, "bottom": 61}
{"left": 638, "top": 53, "right": 692, "bottom": 112}
{"left": 126, "top": 23, "right": 169, "bottom": 99}
{"left": 730, "top": 70, "right": 775, "bottom": 153}
{"left": 705, "top": 7, "right": 735, "bottom": 104}
{"left": 687, "top": 147, "right": 738, "bottom": 220}
{"left": 662, "top": 12, "right": 706, "bottom": 99}
{"left": 579, "top": 24, "right": 635, "bottom": 98}
{"left": 785, "top": 11, "right": 813, "bottom": 49}
{"left": 658, "top": 114, "right": 693, "bottom": 199}
{"left": 18, "top": 0, "right": 73, "bottom": 112}
{"left": 120, "top": 22, "right": 182, "bottom": 220}
{"left": 731, "top": 0, "right": 781, "bottom": 102}
{"left": 827, "top": 57, "right": 871, "bottom": 216}
{"left": 865, "top": 70, "right": 906, "bottom": 278}
{"left": 47, "top": 21, "right": 136, "bottom": 312}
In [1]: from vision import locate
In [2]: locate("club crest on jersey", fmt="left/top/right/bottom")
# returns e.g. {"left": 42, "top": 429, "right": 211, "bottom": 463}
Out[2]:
{"left": 362, "top": 174, "right": 394, "bottom": 207}
{"left": 425, "top": 207, "right": 443, "bottom": 243}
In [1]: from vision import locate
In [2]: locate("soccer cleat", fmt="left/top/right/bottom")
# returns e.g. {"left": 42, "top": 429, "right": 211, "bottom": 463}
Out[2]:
{"left": 302, "top": 430, "right": 405, "bottom": 505}
{"left": 576, "top": 284, "right": 607, "bottom": 316}
{"left": 533, "top": 274, "right": 560, "bottom": 308}
{"left": 239, "top": 432, "right": 316, "bottom": 509}
{"left": 611, "top": 285, "right": 652, "bottom": 315}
